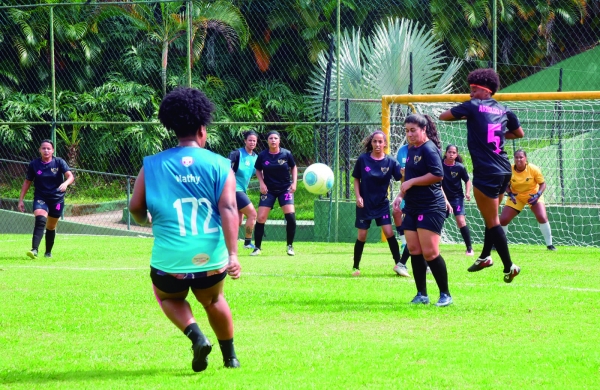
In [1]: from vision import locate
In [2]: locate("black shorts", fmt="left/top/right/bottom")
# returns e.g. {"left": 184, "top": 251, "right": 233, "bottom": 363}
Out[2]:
{"left": 258, "top": 189, "right": 294, "bottom": 208}
{"left": 448, "top": 198, "right": 465, "bottom": 216}
{"left": 150, "top": 266, "right": 227, "bottom": 294}
{"left": 33, "top": 198, "right": 64, "bottom": 218}
{"left": 401, "top": 210, "right": 446, "bottom": 235}
{"left": 473, "top": 174, "right": 511, "bottom": 199}
{"left": 355, "top": 208, "right": 392, "bottom": 230}
{"left": 236, "top": 191, "right": 252, "bottom": 210}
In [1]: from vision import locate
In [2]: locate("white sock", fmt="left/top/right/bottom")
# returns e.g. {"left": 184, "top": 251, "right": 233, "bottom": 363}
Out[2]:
{"left": 539, "top": 222, "right": 553, "bottom": 246}
{"left": 502, "top": 225, "right": 508, "bottom": 235}
{"left": 400, "top": 235, "right": 406, "bottom": 245}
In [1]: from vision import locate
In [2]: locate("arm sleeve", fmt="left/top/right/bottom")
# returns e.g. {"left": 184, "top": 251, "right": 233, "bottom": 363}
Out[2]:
{"left": 58, "top": 158, "right": 71, "bottom": 174}
{"left": 506, "top": 110, "right": 521, "bottom": 132}
{"left": 533, "top": 165, "right": 545, "bottom": 185}
{"left": 254, "top": 153, "right": 263, "bottom": 170}
{"left": 460, "top": 165, "right": 470, "bottom": 182}
{"left": 26, "top": 162, "right": 35, "bottom": 181}
{"left": 286, "top": 150, "right": 296, "bottom": 168}
{"left": 351, "top": 155, "right": 362, "bottom": 179}
{"left": 426, "top": 146, "right": 444, "bottom": 177}
{"left": 449, "top": 101, "right": 472, "bottom": 120}
{"left": 392, "top": 158, "right": 402, "bottom": 181}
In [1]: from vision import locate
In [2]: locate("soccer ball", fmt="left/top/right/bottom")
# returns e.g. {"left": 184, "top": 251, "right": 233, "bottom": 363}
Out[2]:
{"left": 303, "top": 163, "right": 334, "bottom": 195}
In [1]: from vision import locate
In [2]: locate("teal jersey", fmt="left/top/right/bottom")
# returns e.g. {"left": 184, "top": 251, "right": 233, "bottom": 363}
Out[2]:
{"left": 231, "top": 147, "right": 258, "bottom": 192}
{"left": 396, "top": 144, "right": 409, "bottom": 209}
{"left": 144, "top": 146, "right": 230, "bottom": 273}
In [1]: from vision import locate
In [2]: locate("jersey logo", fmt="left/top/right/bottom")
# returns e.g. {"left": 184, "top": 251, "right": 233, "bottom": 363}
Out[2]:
{"left": 413, "top": 156, "right": 422, "bottom": 164}
{"left": 181, "top": 157, "right": 194, "bottom": 167}
{"left": 192, "top": 253, "right": 210, "bottom": 266}
{"left": 51, "top": 168, "right": 58, "bottom": 174}
{"left": 245, "top": 159, "right": 251, "bottom": 166}
{"left": 381, "top": 167, "right": 389, "bottom": 174}
{"left": 365, "top": 166, "right": 371, "bottom": 172}
{"left": 278, "top": 159, "right": 286, "bottom": 165}
{"left": 264, "top": 161, "right": 270, "bottom": 166}
{"left": 37, "top": 170, "right": 42, "bottom": 175}
{"left": 451, "top": 172, "right": 458, "bottom": 178}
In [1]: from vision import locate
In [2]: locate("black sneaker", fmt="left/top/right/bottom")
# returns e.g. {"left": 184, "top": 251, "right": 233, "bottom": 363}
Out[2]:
{"left": 44, "top": 252, "right": 52, "bottom": 258}
{"left": 26, "top": 249, "right": 38, "bottom": 259}
{"left": 467, "top": 256, "right": 494, "bottom": 272}
{"left": 224, "top": 357, "right": 241, "bottom": 368}
{"left": 191, "top": 336, "right": 212, "bottom": 372}
{"left": 547, "top": 245, "right": 557, "bottom": 251}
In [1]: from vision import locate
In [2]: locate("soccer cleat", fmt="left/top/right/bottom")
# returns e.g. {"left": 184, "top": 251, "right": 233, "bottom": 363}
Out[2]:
{"left": 351, "top": 268, "right": 361, "bottom": 277}
{"left": 465, "top": 249, "right": 474, "bottom": 256}
{"left": 224, "top": 357, "right": 241, "bottom": 368}
{"left": 249, "top": 248, "right": 261, "bottom": 256}
{"left": 435, "top": 293, "right": 453, "bottom": 307}
{"left": 503, "top": 263, "right": 521, "bottom": 283}
{"left": 286, "top": 245, "right": 295, "bottom": 256}
{"left": 410, "top": 292, "right": 430, "bottom": 305}
{"left": 547, "top": 245, "right": 557, "bottom": 251}
{"left": 467, "top": 256, "right": 494, "bottom": 272}
{"left": 243, "top": 243, "right": 256, "bottom": 249}
{"left": 44, "top": 252, "right": 52, "bottom": 258}
{"left": 191, "top": 336, "right": 212, "bottom": 373}
{"left": 26, "top": 249, "right": 38, "bottom": 259}
{"left": 393, "top": 262, "right": 410, "bottom": 277}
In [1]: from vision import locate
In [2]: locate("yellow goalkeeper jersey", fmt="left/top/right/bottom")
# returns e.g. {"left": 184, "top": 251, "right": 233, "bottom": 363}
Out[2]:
{"left": 510, "top": 163, "right": 545, "bottom": 195}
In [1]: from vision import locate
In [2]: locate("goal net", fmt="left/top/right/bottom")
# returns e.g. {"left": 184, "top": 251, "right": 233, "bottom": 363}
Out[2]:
{"left": 384, "top": 93, "right": 600, "bottom": 248}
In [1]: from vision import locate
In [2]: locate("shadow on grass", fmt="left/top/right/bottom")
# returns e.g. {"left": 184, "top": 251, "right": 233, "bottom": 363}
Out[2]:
{"left": 0, "top": 368, "right": 195, "bottom": 385}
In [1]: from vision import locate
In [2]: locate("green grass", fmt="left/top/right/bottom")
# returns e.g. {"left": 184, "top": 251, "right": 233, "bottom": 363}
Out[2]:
{"left": 1, "top": 235, "right": 599, "bottom": 389}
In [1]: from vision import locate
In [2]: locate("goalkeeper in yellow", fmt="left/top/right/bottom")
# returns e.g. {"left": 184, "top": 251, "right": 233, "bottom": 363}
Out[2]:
{"left": 500, "top": 149, "right": 556, "bottom": 250}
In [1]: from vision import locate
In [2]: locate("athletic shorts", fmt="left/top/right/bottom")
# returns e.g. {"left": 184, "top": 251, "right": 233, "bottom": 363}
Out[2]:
{"left": 150, "top": 266, "right": 227, "bottom": 294}
{"left": 504, "top": 192, "right": 545, "bottom": 212}
{"left": 33, "top": 198, "right": 64, "bottom": 218}
{"left": 235, "top": 191, "right": 252, "bottom": 210}
{"left": 473, "top": 174, "right": 511, "bottom": 199}
{"left": 258, "top": 189, "right": 294, "bottom": 208}
{"left": 355, "top": 208, "right": 392, "bottom": 230}
{"left": 401, "top": 210, "right": 446, "bottom": 235}
{"left": 447, "top": 198, "right": 465, "bottom": 216}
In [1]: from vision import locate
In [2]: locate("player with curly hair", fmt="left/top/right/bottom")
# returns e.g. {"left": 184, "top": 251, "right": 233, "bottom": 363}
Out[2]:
{"left": 439, "top": 68, "right": 525, "bottom": 283}
{"left": 129, "top": 87, "right": 241, "bottom": 372}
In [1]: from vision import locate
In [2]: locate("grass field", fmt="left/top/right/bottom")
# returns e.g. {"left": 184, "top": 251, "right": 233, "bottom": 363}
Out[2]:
{"left": 1, "top": 235, "right": 599, "bottom": 389}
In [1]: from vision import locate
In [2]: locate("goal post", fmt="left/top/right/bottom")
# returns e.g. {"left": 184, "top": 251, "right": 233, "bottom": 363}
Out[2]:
{"left": 382, "top": 92, "right": 600, "bottom": 247}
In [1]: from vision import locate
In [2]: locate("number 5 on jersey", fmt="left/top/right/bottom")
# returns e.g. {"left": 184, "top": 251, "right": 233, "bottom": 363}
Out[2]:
{"left": 173, "top": 197, "right": 218, "bottom": 236}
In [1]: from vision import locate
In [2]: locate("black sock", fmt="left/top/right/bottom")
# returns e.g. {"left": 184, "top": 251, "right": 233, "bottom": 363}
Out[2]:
{"left": 399, "top": 244, "right": 410, "bottom": 265}
{"left": 410, "top": 254, "right": 428, "bottom": 296}
{"left": 479, "top": 228, "right": 493, "bottom": 259}
{"left": 244, "top": 238, "right": 251, "bottom": 246}
{"left": 353, "top": 239, "right": 366, "bottom": 269}
{"left": 284, "top": 213, "right": 296, "bottom": 246}
{"left": 489, "top": 225, "right": 513, "bottom": 272}
{"left": 45, "top": 229, "right": 56, "bottom": 254}
{"left": 32, "top": 215, "right": 46, "bottom": 251}
{"left": 254, "top": 222, "right": 265, "bottom": 249}
{"left": 183, "top": 323, "right": 204, "bottom": 345}
{"left": 427, "top": 255, "right": 450, "bottom": 295}
{"left": 396, "top": 226, "right": 403, "bottom": 236}
{"left": 386, "top": 235, "right": 400, "bottom": 263}
{"left": 218, "top": 338, "right": 237, "bottom": 360}
{"left": 459, "top": 225, "right": 472, "bottom": 251}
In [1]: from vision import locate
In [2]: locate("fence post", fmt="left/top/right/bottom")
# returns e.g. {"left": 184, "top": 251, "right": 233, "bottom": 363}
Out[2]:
{"left": 556, "top": 68, "right": 565, "bottom": 205}
{"left": 492, "top": 0, "right": 497, "bottom": 71}
{"left": 186, "top": 0, "right": 193, "bottom": 88}
{"left": 50, "top": 6, "right": 57, "bottom": 146}
{"left": 126, "top": 175, "right": 131, "bottom": 230}
{"left": 344, "top": 99, "right": 350, "bottom": 199}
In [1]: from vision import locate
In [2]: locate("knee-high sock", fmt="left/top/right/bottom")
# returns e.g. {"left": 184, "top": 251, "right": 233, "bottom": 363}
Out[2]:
{"left": 399, "top": 244, "right": 410, "bottom": 265}
{"left": 284, "top": 213, "right": 296, "bottom": 246}
{"left": 479, "top": 228, "right": 493, "bottom": 259}
{"left": 489, "top": 224, "right": 513, "bottom": 272}
{"left": 459, "top": 225, "right": 473, "bottom": 250}
{"left": 32, "top": 215, "right": 46, "bottom": 251}
{"left": 427, "top": 255, "right": 450, "bottom": 295}
{"left": 254, "top": 222, "right": 265, "bottom": 249}
{"left": 386, "top": 235, "right": 400, "bottom": 263}
{"left": 411, "top": 254, "right": 428, "bottom": 296}
{"left": 539, "top": 222, "right": 552, "bottom": 246}
{"left": 45, "top": 229, "right": 56, "bottom": 254}
{"left": 353, "top": 239, "right": 366, "bottom": 269}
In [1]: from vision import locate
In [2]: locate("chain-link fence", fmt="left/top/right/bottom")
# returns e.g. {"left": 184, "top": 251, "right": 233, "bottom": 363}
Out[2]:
{"left": 2, "top": 0, "right": 600, "bottom": 243}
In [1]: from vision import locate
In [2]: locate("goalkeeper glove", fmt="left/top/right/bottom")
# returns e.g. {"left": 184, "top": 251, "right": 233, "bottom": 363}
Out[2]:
{"left": 528, "top": 191, "right": 542, "bottom": 205}
{"left": 505, "top": 191, "right": 517, "bottom": 204}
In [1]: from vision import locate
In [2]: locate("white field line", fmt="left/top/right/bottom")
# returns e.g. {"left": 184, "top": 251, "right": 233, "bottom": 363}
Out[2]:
{"left": 3, "top": 266, "right": 600, "bottom": 293}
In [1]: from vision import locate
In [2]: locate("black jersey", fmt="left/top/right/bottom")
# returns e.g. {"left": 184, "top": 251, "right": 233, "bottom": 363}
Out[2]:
{"left": 442, "top": 162, "right": 470, "bottom": 200}
{"left": 352, "top": 153, "right": 401, "bottom": 219}
{"left": 254, "top": 148, "right": 296, "bottom": 193}
{"left": 25, "top": 157, "right": 71, "bottom": 202}
{"left": 403, "top": 140, "right": 446, "bottom": 214}
{"left": 450, "top": 99, "right": 521, "bottom": 177}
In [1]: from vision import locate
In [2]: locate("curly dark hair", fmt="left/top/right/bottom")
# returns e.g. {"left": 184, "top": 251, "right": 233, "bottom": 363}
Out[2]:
{"left": 158, "top": 87, "right": 215, "bottom": 138}
{"left": 361, "top": 130, "right": 387, "bottom": 153}
{"left": 404, "top": 114, "right": 441, "bottom": 150}
{"left": 444, "top": 144, "right": 463, "bottom": 163}
{"left": 467, "top": 68, "right": 500, "bottom": 95}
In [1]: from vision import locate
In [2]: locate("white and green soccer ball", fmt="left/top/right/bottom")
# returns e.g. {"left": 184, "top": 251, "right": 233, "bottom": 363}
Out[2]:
{"left": 303, "top": 163, "right": 334, "bottom": 195}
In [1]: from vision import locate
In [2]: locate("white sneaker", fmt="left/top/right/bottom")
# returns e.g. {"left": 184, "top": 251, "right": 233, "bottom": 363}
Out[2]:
{"left": 393, "top": 262, "right": 410, "bottom": 277}
{"left": 243, "top": 243, "right": 256, "bottom": 249}
{"left": 286, "top": 245, "right": 295, "bottom": 256}
{"left": 250, "top": 248, "right": 261, "bottom": 256}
